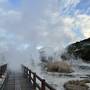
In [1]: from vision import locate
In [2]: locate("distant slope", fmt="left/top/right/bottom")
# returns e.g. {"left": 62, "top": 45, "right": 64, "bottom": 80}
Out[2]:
{"left": 61, "top": 38, "right": 90, "bottom": 62}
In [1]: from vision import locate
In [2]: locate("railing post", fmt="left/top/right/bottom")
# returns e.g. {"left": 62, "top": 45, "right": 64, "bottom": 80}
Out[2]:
{"left": 24, "top": 67, "right": 26, "bottom": 78}
{"left": 41, "top": 79, "right": 45, "bottom": 90}
{"left": 0, "top": 67, "right": 2, "bottom": 78}
{"left": 25, "top": 67, "right": 27, "bottom": 78}
{"left": 21, "top": 65, "right": 56, "bottom": 90}
{"left": 22, "top": 66, "right": 24, "bottom": 77}
{"left": 26, "top": 68, "right": 28, "bottom": 78}
{"left": 33, "top": 72, "right": 36, "bottom": 90}
{"left": 29, "top": 70, "right": 31, "bottom": 82}
{"left": 0, "top": 64, "right": 8, "bottom": 90}
{"left": 2, "top": 65, "right": 4, "bottom": 75}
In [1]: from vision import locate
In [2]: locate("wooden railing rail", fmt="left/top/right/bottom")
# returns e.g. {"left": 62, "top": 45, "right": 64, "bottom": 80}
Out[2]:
{"left": 0, "top": 64, "right": 8, "bottom": 90}
{"left": 0, "top": 64, "right": 7, "bottom": 78}
{"left": 22, "top": 65, "right": 56, "bottom": 90}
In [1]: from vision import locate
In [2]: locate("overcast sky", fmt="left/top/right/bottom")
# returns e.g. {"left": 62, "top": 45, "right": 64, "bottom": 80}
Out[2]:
{"left": 0, "top": 0, "right": 90, "bottom": 68}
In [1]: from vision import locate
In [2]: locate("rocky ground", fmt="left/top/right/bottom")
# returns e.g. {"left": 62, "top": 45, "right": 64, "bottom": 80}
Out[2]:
{"left": 64, "top": 79, "right": 90, "bottom": 90}
{"left": 25, "top": 59, "right": 90, "bottom": 90}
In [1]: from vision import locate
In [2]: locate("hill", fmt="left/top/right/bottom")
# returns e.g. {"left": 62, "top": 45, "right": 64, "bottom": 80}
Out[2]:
{"left": 61, "top": 38, "right": 90, "bottom": 62}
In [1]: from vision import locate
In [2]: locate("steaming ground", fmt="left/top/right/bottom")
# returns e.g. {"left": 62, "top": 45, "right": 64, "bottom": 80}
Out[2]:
{"left": 1, "top": 52, "right": 90, "bottom": 90}
{"left": 24, "top": 59, "right": 90, "bottom": 90}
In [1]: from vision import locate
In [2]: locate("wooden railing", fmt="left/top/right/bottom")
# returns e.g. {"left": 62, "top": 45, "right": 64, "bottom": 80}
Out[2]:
{"left": 0, "top": 64, "right": 8, "bottom": 90}
{"left": 22, "top": 65, "right": 56, "bottom": 90}
{"left": 0, "top": 64, "right": 7, "bottom": 78}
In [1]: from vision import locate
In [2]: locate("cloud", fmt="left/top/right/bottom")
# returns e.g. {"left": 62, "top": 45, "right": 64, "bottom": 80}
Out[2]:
{"left": 36, "top": 0, "right": 90, "bottom": 48}
{"left": 0, "top": 0, "right": 83, "bottom": 49}
{"left": 0, "top": 28, "right": 30, "bottom": 53}
{"left": 0, "top": 8, "right": 22, "bottom": 26}
{"left": 0, "top": 0, "right": 89, "bottom": 68}
{"left": 17, "top": 43, "right": 30, "bottom": 51}
{"left": 57, "top": 0, "right": 80, "bottom": 15}
{"left": 36, "top": 3, "right": 80, "bottom": 49}
{"left": 0, "top": 0, "right": 89, "bottom": 51}
{"left": 0, "top": 0, "right": 8, "bottom": 3}
{"left": 77, "top": 14, "right": 90, "bottom": 38}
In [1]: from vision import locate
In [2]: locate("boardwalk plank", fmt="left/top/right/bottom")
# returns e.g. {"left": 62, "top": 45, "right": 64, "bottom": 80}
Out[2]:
{"left": 3, "top": 71, "right": 33, "bottom": 90}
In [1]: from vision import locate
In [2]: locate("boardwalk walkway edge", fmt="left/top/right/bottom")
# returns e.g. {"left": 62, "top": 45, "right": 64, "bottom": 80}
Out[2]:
{"left": 0, "top": 64, "right": 8, "bottom": 90}
{"left": 22, "top": 65, "right": 56, "bottom": 90}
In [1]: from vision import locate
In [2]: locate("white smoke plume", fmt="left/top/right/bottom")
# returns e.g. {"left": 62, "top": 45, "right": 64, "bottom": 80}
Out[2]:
{"left": 0, "top": 0, "right": 89, "bottom": 70}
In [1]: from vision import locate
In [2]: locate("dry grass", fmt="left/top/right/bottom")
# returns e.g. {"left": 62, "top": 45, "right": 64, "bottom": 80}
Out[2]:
{"left": 47, "top": 61, "right": 72, "bottom": 73}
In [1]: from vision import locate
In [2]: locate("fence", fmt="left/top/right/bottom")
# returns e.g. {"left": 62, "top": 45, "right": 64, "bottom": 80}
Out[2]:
{"left": 22, "top": 65, "right": 56, "bottom": 90}
{"left": 0, "top": 64, "right": 8, "bottom": 90}
{"left": 0, "top": 64, "right": 7, "bottom": 78}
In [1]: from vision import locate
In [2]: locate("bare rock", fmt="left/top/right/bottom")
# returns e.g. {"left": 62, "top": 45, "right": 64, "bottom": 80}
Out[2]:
{"left": 64, "top": 79, "right": 90, "bottom": 90}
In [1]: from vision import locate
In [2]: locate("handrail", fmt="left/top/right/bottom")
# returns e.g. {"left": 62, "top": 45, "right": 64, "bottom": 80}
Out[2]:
{"left": 0, "top": 73, "right": 8, "bottom": 90}
{"left": 0, "top": 64, "right": 7, "bottom": 78}
{"left": 0, "top": 64, "right": 8, "bottom": 90}
{"left": 22, "top": 65, "right": 56, "bottom": 90}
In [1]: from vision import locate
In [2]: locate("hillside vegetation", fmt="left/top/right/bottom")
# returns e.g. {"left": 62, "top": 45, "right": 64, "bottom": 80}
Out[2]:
{"left": 61, "top": 38, "right": 90, "bottom": 62}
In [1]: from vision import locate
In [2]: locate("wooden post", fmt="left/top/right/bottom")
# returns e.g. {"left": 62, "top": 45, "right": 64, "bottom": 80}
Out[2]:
{"left": 24, "top": 67, "right": 25, "bottom": 77}
{"left": 22, "top": 66, "right": 24, "bottom": 77}
{"left": 41, "top": 79, "right": 45, "bottom": 90}
{"left": 24, "top": 67, "right": 27, "bottom": 78}
{"left": 0, "top": 67, "right": 2, "bottom": 78}
{"left": 2, "top": 65, "right": 4, "bottom": 75}
{"left": 33, "top": 72, "right": 36, "bottom": 90}
{"left": 29, "top": 70, "right": 31, "bottom": 82}
{"left": 1, "top": 67, "right": 2, "bottom": 77}
{"left": 26, "top": 67, "right": 28, "bottom": 79}
{"left": 26, "top": 68, "right": 28, "bottom": 78}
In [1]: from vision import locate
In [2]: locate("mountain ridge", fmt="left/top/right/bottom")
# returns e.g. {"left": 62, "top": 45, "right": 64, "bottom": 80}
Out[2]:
{"left": 61, "top": 38, "right": 90, "bottom": 62}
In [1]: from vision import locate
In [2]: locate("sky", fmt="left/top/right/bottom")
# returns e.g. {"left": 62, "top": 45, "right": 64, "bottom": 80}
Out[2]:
{"left": 0, "top": 0, "right": 90, "bottom": 69}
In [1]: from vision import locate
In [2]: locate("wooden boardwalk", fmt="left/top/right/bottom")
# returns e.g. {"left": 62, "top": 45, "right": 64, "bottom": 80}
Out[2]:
{"left": 0, "top": 64, "right": 56, "bottom": 90}
{"left": 4, "top": 71, "right": 33, "bottom": 90}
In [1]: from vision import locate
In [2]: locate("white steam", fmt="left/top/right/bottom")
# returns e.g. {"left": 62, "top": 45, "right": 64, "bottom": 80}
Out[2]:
{"left": 0, "top": 0, "right": 89, "bottom": 70}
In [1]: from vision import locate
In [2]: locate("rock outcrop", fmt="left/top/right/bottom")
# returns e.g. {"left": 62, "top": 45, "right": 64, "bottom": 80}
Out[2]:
{"left": 64, "top": 79, "right": 90, "bottom": 90}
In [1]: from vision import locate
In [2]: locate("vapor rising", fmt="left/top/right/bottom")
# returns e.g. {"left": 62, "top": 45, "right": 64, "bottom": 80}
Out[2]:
{"left": 0, "top": 0, "right": 89, "bottom": 70}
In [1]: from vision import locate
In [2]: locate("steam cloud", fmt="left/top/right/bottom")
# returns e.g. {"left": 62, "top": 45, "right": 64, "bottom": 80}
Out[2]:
{"left": 0, "top": 0, "right": 90, "bottom": 70}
